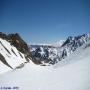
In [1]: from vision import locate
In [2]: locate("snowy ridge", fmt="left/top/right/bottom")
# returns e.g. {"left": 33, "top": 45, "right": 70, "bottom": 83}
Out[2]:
{"left": 53, "top": 40, "right": 65, "bottom": 47}
{"left": 0, "top": 38, "right": 27, "bottom": 74}
{"left": 54, "top": 40, "right": 90, "bottom": 68}
{"left": 30, "top": 34, "right": 90, "bottom": 65}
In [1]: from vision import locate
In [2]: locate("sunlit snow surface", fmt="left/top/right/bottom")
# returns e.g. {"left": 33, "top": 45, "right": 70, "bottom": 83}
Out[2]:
{"left": 0, "top": 38, "right": 26, "bottom": 74}
{"left": 0, "top": 42, "right": 90, "bottom": 90}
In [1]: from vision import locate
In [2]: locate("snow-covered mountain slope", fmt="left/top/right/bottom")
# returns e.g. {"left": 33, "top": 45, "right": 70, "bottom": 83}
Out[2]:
{"left": 0, "top": 42, "right": 90, "bottom": 90}
{"left": 30, "top": 34, "right": 90, "bottom": 65}
{"left": 53, "top": 40, "right": 65, "bottom": 47}
{"left": 0, "top": 38, "right": 27, "bottom": 74}
{"left": 54, "top": 41, "right": 90, "bottom": 68}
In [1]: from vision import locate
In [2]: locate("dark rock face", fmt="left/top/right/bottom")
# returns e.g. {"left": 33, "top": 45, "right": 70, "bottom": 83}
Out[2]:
{"left": 31, "top": 45, "right": 57, "bottom": 65}
{"left": 8, "top": 33, "right": 29, "bottom": 54}
{"left": 0, "top": 32, "right": 32, "bottom": 62}
{"left": 62, "top": 34, "right": 90, "bottom": 47}
{"left": 0, "top": 32, "right": 7, "bottom": 39}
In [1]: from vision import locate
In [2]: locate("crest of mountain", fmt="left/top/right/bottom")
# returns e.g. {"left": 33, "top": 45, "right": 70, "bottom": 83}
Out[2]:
{"left": 0, "top": 32, "right": 90, "bottom": 74}
{"left": 53, "top": 40, "right": 65, "bottom": 47}
{"left": 0, "top": 32, "right": 32, "bottom": 74}
{"left": 30, "top": 34, "right": 90, "bottom": 65}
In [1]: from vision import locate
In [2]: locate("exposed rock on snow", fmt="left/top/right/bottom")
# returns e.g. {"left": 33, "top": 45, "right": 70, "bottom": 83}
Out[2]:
{"left": 0, "top": 32, "right": 32, "bottom": 74}
{"left": 30, "top": 34, "right": 90, "bottom": 65}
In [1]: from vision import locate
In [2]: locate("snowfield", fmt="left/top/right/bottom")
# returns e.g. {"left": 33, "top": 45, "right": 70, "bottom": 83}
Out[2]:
{"left": 0, "top": 42, "right": 90, "bottom": 90}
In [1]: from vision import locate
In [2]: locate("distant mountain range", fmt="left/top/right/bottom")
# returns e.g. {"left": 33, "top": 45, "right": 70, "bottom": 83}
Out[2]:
{"left": 0, "top": 32, "right": 90, "bottom": 73}
{"left": 30, "top": 34, "right": 90, "bottom": 65}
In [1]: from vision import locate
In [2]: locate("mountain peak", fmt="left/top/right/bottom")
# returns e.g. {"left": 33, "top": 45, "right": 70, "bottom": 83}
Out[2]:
{"left": 30, "top": 33, "right": 90, "bottom": 65}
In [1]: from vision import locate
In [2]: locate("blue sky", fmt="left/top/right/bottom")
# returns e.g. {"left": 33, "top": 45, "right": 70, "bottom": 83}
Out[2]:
{"left": 0, "top": 0, "right": 90, "bottom": 44}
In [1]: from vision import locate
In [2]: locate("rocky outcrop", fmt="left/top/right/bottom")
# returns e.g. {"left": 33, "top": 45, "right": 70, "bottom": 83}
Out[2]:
{"left": 0, "top": 32, "right": 32, "bottom": 62}
{"left": 7, "top": 33, "right": 32, "bottom": 62}
{"left": 0, "top": 53, "right": 13, "bottom": 69}
{"left": 0, "top": 32, "right": 7, "bottom": 39}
